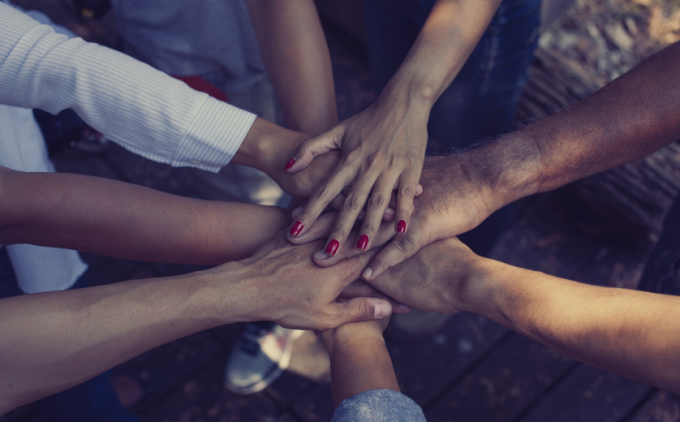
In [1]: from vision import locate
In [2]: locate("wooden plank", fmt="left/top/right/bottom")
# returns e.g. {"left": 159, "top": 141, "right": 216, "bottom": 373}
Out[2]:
{"left": 291, "top": 312, "right": 508, "bottom": 422}
{"left": 625, "top": 390, "right": 680, "bottom": 422}
{"left": 136, "top": 357, "right": 282, "bottom": 422}
{"left": 112, "top": 331, "right": 227, "bottom": 413}
{"left": 518, "top": 364, "right": 653, "bottom": 422}
{"left": 424, "top": 334, "right": 574, "bottom": 422}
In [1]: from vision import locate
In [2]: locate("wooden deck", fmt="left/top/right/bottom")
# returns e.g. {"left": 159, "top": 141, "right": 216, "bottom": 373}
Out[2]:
{"left": 2, "top": 1, "right": 679, "bottom": 421}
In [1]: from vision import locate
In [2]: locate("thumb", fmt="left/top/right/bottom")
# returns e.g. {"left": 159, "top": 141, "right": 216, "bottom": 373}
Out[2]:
{"left": 331, "top": 298, "right": 392, "bottom": 325}
{"left": 285, "top": 126, "right": 345, "bottom": 173}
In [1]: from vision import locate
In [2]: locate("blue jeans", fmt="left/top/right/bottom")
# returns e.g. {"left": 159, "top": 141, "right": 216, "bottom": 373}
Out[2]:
{"left": 0, "top": 248, "right": 139, "bottom": 422}
{"left": 365, "top": 0, "right": 541, "bottom": 256}
{"left": 332, "top": 389, "right": 426, "bottom": 422}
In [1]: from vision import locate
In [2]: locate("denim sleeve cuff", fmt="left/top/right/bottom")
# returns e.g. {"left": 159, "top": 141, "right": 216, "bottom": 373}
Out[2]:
{"left": 171, "top": 96, "right": 256, "bottom": 173}
{"left": 331, "top": 389, "right": 426, "bottom": 422}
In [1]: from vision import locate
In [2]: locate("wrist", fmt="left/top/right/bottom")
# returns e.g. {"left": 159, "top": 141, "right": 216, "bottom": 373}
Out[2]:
{"left": 196, "top": 261, "right": 256, "bottom": 325}
{"left": 324, "top": 324, "right": 385, "bottom": 355}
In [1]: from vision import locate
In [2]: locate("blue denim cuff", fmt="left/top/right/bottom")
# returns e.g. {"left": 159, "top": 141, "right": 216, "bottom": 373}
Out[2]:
{"left": 331, "top": 389, "right": 426, "bottom": 422}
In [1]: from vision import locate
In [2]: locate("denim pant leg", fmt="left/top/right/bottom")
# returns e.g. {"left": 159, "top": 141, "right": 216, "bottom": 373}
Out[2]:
{"left": 331, "top": 389, "right": 426, "bottom": 422}
{"left": 638, "top": 193, "right": 680, "bottom": 296}
{"left": 366, "top": 0, "right": 540, "bottom": 256}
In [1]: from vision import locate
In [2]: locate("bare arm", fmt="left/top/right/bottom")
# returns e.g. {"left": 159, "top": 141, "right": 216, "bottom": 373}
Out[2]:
{"left": 0, "top": 166, "right": 290, "bottom": 264}
{"left": 285, "top": 0, "right": 502, "bottom": 257}
{"left": 245, "top": 0, "right": 338, "bottom": 135}
{"left": 0, "top": 235, "right": 396, "bottom": 414}
{"left": 309, "top": 40, "right": 680, "bottom": 281}
{"left": 321, "top": 316, "right": 397, "bottom": 408}
{"left": 368, "top": 237, "right": 680, "bottom": 395}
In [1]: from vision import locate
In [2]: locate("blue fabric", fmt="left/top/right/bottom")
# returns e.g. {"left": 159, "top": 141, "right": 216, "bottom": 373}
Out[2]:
{"left": 365, "top": 0, "right": 540, "bottom": 257}
{"left": 638, "top": 193, "right": 680, "bottom": 296}
{"left": 0, "top": 252, "right": 139, "bottom": 422}
{"left": 332, "top": 389, "right": 426, "bottom": 422}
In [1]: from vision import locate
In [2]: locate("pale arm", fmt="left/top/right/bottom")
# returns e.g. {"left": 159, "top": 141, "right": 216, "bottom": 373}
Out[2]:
{"left": 245, "top": 0, "right": 338, "bottom": 135}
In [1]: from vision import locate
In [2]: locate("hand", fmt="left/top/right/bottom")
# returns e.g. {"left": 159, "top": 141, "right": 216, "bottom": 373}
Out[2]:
{"left": 288, "top": 154, "right": 505, "bottom": 281}
{"left": 283, "top": 95, "right": 429, "bottom": 256}
{"left": 216, "top": 230, "right": 409, "bottom": 331}
{"left": 319, "top": 306, "right": 391, "bottom": 355}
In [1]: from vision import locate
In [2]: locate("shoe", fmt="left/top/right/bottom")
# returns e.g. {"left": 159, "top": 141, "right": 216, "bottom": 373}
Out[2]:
{"left": 386, "top": 308, "right": 453, "bottom": 342}
{"left": 224, "top": 322, "right": 304, "bottom": 394}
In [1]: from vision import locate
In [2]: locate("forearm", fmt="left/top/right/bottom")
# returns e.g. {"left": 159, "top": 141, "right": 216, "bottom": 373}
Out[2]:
{"left": 0, "top": 267, "right": 244, "bottom": 413}
{"left": 246, "top": 0, "right": 337, "bottom": 134}
{"left": 326, "top": 330, "right": 399, "bottom": 408}
{"left": 0, "top": 167, "right": 289, "bottom": 264}
{"left": 381, "top": 0, "right": 501, "bottom": 111}
{"left": 473, "top": 40, "right": 680, "bottom": 205}
{"left": 460, "top": 258, "right": 680, "bottom": 394}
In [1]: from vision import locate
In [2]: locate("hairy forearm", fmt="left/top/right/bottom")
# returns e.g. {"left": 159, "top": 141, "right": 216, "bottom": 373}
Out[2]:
{"left": 0, "top": 267, "right": 243, "bottom": 413}
{"left": 461, "top": 258, "right": 680, "bottom": 394}
{"left": 0, "top": 167, "right": 289, "bottom": 264}
{"left": 246, "top": 0, "right": 337, "bottom": 134}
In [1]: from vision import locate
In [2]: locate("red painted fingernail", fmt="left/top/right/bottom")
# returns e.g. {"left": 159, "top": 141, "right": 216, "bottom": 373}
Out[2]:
{"left": 397, "top": 220, "right": 406, "bottom": 234}
{"left": 284, "top": 157, "right": 296, "bottom": 170}
{"left": 325, "top": 239, "right": 340, "bottom": 255}
{"left": 289, "top": 221, "right": 304, "bottom": 237}
{"left": 356, "top": 234, "right": 369, "bottom": 250}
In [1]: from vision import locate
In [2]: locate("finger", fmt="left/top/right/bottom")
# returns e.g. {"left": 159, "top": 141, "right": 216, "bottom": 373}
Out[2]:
{"left": 285, "top": 126, "right": 344, "bottom": 173}
{"left": 288, "top": 164, "right": 356, "bottom": 239}
{"left": 328, "top": 298, "right": 392, "bottom": 327}
{"left": 339, "top": 280, "right": 411, "bottom": 314}
{"left": 322, "top": 171, "right": 379, "bottom": 257}
{"left": 360, "top": 228, "right": 423, "bottom": 281}
{"left": 356, "top": 172, "right": 399, "bottom": 252}
{"left": 313, "top": 220, "right": 396, "bottom": 266}
{"left": 288, "top": 212, "right": 337, "bottom": 245}
{"left": 395, "top": 166, "right": 421, "bottom": 235}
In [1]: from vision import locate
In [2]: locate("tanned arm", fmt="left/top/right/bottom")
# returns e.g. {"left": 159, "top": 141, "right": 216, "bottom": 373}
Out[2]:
{"left": 367, "top": 237, "right": 680, "bottom": 395}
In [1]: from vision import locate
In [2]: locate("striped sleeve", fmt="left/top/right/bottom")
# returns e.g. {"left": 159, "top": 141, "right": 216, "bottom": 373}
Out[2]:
{"left": 0, "top": 3, "right": 255, "bottom": 172}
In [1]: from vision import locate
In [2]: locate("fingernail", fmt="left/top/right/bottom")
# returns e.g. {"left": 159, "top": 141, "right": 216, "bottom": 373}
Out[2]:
{"left": 314, "top": 250, "right": 330, "bottom": 260}
{"left": 284, "top": 157, "right": 296, "bottom": 170}
{"left": 325, "top": 239, "right": 340, "bottom": 256}
{"left": 384, "top": 207, "right": 396, "bottom": 216}
{"left": 356, "top": 234, "right": 369, "bottom": 250}
{"left": 416, "top": 184, "right": 423, "bottom": 195}
{"left": 399, "top": 303, "right": 411, "bottom": 311}
{"left": 374, "top": 301, "right": 391, "bottom": 318}
{"left": 290, "top": 221, "right": 304, "bottom": 237}
{"left": 362, "top": 267, "right": 373, "bottom": 279}
{"left": 397, "top": 220, "right": 406, "bottom": 234}
{"left": 291, "top": 206, "right": 304, "bottom": 218}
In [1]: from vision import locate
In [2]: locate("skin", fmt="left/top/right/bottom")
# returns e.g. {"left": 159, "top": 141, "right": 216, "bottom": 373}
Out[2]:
{"left": 245, "top": 0, "right": 338, "bottom": 135}
{"left": 0, "top": 168, "right": 414, "bottom": 414}
{"left": 284, "top": 0, "right": 503, "bottom": 257}
{"left": 320, "top": 315, "right": 398, "bottom": 408}
{"left": 365, "top": 237, "right": 680, "bottom": 395}
{"left": 295, "top": 40, "right": 680, "bottom": 281}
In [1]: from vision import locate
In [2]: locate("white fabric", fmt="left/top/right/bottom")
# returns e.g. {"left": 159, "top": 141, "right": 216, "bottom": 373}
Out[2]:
{"left": 0, "top": 2, "right": 256, "bottom": 173}
{"left": 0, "top": 2, "right": 257, "bottom": 292}
{"left": 0, "top": 105, "right": 88, "bottom": 293}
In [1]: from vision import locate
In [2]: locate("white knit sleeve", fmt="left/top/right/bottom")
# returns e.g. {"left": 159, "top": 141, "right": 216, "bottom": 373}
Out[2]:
{"left": 0, "top": 3, "right": 255, "bottom": 172}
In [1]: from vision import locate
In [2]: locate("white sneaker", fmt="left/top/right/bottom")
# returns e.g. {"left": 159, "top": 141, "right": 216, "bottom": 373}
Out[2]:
{"left": 224, "top": 322, "right": 304, "bottom": 394}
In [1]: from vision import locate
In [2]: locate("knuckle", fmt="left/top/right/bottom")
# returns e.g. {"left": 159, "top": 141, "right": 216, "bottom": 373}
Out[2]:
{"left": 313, "top": 184, "right": 334, "bottom": 202}
{"left": 331, "top": 227, "right": 348, "bottom": 240}
{"left": 367, "top": 193, "right": 385, "bottom": 210}
{"left": 393, "top": 233, "right": 417, "bottom": 255}
{"left": 400, "top": 185, "right": 415, "bottom": 198}
{"left": 360, "top": 222, "right": 378, "bottom": 236}
{"left": 343, "top": 194, "right": 363, "bottom": 212}
{"left": 356, "top": 301, "right": 372, "bottom": 320}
